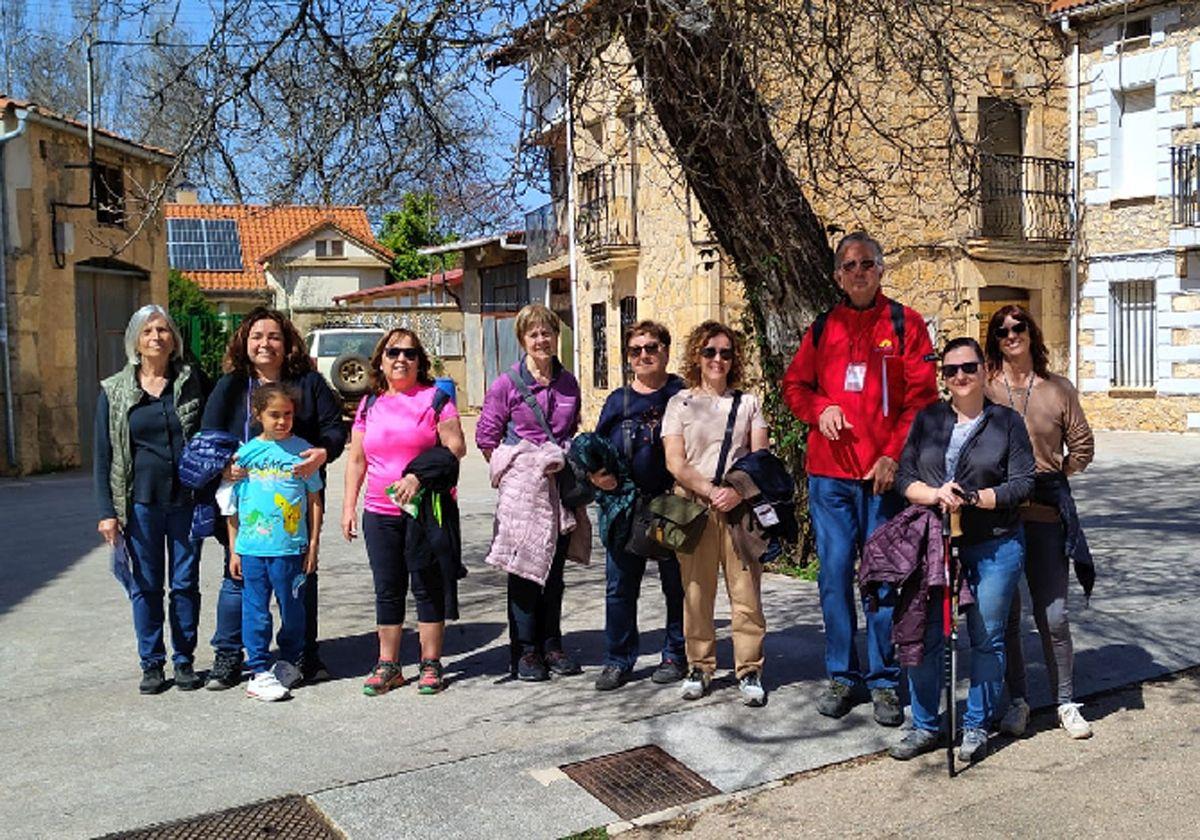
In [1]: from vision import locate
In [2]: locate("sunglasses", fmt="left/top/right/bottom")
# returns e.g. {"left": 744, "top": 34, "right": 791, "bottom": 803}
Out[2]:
{"left": 994, "top": 321, "right": 1029, "bottom": 339}
{"left": 941, "top": 361, "right": 981, "bottom": 378}
{"left": 384, "top": 346, "right": 420, "bottom": 360}
{"left": 627, "top": 342, "right": 662, "bottom": 358}
{"left": 838, "top": 258, "right": 877, "bottom": 273}
{"left": 700, "top": 346, "right": 734, "bottom": 361}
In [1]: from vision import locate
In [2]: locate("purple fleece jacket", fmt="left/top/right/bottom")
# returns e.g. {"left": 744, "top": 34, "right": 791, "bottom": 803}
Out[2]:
{"left": 475, "top": 357, "right": 581, "bottom": 452}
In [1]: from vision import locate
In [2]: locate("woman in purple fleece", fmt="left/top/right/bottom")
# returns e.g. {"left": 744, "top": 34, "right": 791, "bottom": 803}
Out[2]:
{"left": 475, "top": 303, "right": 582, "bottom": 682}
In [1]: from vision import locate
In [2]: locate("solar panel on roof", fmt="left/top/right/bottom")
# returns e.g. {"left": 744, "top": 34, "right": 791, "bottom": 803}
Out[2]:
{"left": 167, "top": 218, "right": 244, "bottom": 271}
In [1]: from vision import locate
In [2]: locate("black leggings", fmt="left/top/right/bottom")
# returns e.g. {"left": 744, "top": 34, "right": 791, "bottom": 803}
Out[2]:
{"left": 362, "top": 510, "right": 446, "bottom": 625}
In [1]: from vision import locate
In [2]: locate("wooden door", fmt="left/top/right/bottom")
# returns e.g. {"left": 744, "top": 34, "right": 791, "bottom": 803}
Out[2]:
{"left": 75, "top": 267, "right": 142, "bottom": 465}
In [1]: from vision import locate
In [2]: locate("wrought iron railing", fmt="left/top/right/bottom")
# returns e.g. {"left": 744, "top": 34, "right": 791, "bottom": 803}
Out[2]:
{"left": 973, "top": 153, "right": 1074, "bottom": 242}
{"left": 524, "top": 201, "right": 569, "bottom": 265}
{"left": 1171, "top": 144, "right": 1200, "bottom": 226}
{"left": 576, "top": 163, "right": 639, "bottom": 251}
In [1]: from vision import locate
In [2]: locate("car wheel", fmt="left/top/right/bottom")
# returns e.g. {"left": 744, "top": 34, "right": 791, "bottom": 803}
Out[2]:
{"left": 331, "top": 352, "right": 371, "bottom": 396}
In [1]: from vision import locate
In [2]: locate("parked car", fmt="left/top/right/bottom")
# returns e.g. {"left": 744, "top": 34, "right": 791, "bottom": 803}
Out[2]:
{"left": 305, "top": 327, "right": 386, "bottom": 397}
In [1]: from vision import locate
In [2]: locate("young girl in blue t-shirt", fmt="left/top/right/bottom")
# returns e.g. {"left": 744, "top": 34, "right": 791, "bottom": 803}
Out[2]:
{"left": 227, "top": 383, "right": 325, "bottom": 701}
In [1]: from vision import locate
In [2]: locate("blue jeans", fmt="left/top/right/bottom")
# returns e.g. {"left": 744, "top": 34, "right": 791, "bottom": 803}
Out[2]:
{"left": 604, "top": 548, "right": 685, "bottom": 672}
{"left": 125, "top": 503, "right": 201, "bottom": 670}
{"left": 908, "top": 531, "right": 1025, "bottom": 732}
{"left": 211, "top": 542, "right": 319, "bottom": 662}
{"left": 808, "top": 476, "right": 902, "bottom": 690}
{"left": 240, "top": 554, "right": 306, "bottom": 674}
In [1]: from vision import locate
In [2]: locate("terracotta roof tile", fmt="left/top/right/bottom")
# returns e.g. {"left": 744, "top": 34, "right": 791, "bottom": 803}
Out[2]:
{"left": 333, "top": 268, "right": 464, "bottom": 303}
{"left": 165, "top": 203, "right": 391, "bottom": 292}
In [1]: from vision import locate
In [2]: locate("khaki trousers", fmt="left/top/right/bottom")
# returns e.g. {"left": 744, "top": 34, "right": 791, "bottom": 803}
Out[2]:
{"left": 677, "top": 512, "right": 766, "bottom": 678}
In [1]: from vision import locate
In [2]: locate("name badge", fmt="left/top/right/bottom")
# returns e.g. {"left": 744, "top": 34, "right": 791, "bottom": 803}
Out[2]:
{"left": 753, "top": 502, "right": 780, "bottom": 528}
{"left": 844, "top": 362, "right": 867, "bottom": 392}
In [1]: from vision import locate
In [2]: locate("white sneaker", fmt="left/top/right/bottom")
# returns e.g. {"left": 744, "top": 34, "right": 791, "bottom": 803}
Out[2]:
{"left": 739, "top": 671, "right": 766, "bottom": 707}
{"left": 1058, "top": 702, "right": 1092, "bottom": 739}
{"left": 680, "top": 668, "right": 711, "bottom": 701}
{"left": 273, "top": 660, "right": 302, "bottom": 689}
{"left": 999, "top": 697, "right": 1030, "bottom": 737}
{"left": 246, "top": 671, "right": 290, "bottom": 702}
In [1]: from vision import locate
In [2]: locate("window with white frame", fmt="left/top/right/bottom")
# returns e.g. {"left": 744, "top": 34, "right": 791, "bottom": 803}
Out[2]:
{"left": 1109, "top": 280, "right": 1156, "bottom": 389}
{"left": 1112, "top": 86, "right": 1157, "bottom": 199}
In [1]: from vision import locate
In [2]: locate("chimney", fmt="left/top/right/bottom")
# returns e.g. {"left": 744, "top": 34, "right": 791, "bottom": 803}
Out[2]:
{"left": 173, "top": 180, "right": 199, "bottom": 204}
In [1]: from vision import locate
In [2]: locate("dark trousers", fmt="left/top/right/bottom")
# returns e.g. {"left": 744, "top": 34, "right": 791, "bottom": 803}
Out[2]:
{"left": 508, "top": 534, "right": 569, "bottom": 664}
{"left": 604, "top": 548, "right": 685, "bottom": 672}
{"left": 361, "top": 510, "right": 447, "bottom": 625}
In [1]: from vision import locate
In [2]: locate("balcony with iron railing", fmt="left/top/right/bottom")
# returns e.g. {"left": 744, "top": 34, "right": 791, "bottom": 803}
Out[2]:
{"left": 1171, "top": 144, "right": 1200, "bottom": 226}
{"left": 970, "top": 153, "right": 1074, "bottom": 244}
{"left": 576, "top": 163, "right": 639, "bottom": 269}
{"left": 524, "top": 200, "right": 569, "bottom": 276}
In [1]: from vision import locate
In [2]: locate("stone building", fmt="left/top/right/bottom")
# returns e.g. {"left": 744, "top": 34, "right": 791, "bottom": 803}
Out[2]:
{"left": 1054, "top": 0, "right": 1200, "bottom": 431}
{"left": 0, "top": 97, "right": 174, "bottom": 474}
{"left": 500, "top": 4, "right": 1076, "bottom": 423}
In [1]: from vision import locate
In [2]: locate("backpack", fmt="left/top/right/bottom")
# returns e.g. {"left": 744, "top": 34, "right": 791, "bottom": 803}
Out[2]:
{"left": 363, "top": 386, "right": 451, "bottom": 422}
{"left": 809, "top": 299, "right": 906, "bottom": 352}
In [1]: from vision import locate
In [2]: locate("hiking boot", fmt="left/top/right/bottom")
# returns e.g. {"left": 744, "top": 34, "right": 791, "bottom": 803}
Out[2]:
{"left": 272, "top": 660, "right": 302, "bottom": 690}
{"left": 417, "top": 659, "right": 445, "bottom": 695}
{"left": 816, "top": 680, "right": 855, "bottom": 718}
{"left": 517, "top": 652, "right": 549, "bottom": 682}
{"left": 544, "top": 649, "right": 582, "bottom": 676}
{"left": 871, "top": 688, "right": 904, "bottom": 727}
{"left": 246, "top": 671, "right": 290, "bottom": 702}
{"left": 173, "top": 662, "right": 203, "bottom": 692}
{"left": 958, "top": 727, "right": 989, "bottom": 762}
{"left": 362, "top": 660, "right": 405, "bottom": 696}
{"left": 889, "top": 728, "right": 940, "bottom": 761}
{"left": 1000, "top": 697, "right": 1031, "bottom": 737}
{"left": 1058, "top": 702, "right": 1093, "bottom": 739}
{"left": 139, "top": 665, "right": 167, "bottom": 695}
{"left": 206, "top": 652, "right": 242, "bottom": 691}
{"left": 594, "top": 665, "right": 631, "bottom": 691}
{"left": 651, "top": 659, "right": 688, "bottom": 684}
{"left": 301, "top": 653, "right": 331, "bottom": 684}
{"left": 739, "top": 671, "right": 767, "bottom": 707}
{"left": 680, "top": 668, "right": 711, "bottom": 701}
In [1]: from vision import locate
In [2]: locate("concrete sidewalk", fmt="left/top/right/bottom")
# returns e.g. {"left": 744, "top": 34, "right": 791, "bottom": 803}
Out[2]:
{"left": 0, "top": 431, "right": 1197, "bottom": 839}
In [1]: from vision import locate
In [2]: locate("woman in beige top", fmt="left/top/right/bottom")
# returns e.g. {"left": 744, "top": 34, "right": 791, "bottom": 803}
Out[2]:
{"left": 663, "top": 321, "right": 770, "bottom": 706}
{"left": 984, "top": 305, "right": 1095, "bottom": 740}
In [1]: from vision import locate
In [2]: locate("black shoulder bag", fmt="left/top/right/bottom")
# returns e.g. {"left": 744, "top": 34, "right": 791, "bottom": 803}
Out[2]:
{"left": 621, "top": 387, "right": 674, "bottom": 560}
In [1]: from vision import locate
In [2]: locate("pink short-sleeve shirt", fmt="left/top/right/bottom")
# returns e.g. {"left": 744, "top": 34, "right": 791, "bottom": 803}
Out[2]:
{"left": 353, "top": 385, "right": 459, "bottom": 516}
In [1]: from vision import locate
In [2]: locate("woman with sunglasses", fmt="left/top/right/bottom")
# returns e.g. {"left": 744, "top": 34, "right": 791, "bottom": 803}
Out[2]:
{"left": 890, "top": 337, "right": 1034, "bottom": 763}
{"left": 984, "top": 306, "right": 1095, "bottom": 740}
{"left": 662, "top": 321, "right": 770, "bottom": 705}
{"left": 342, "top": 329, "right": 467, "bottom": 695}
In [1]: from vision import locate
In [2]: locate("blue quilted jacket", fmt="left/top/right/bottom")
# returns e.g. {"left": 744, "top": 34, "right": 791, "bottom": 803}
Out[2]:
{"left": 179, "top": 430, "right": 241, "bottom": 541}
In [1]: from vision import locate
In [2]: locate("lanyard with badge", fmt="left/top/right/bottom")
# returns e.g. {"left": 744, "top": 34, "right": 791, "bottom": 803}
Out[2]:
{"left": 843, "top": 310, "right": 876, "bottom": 394}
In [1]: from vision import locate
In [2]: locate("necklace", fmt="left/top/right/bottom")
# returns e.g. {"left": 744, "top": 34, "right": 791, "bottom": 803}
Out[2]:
{"left": 1002, "top": 371, "right": 1036, "bottom": 418}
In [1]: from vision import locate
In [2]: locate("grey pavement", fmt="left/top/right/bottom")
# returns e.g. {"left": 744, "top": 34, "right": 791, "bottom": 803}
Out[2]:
{"left": 0, "top": 429, "right": 1197, "bottom": 839}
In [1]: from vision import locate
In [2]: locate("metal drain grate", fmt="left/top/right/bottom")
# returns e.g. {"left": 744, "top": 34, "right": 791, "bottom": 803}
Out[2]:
{"left": 560, "top": 744, "right": 720, "bottom": 820}
{"left": 100, "top": 795, "right": 341, "bottom": 839}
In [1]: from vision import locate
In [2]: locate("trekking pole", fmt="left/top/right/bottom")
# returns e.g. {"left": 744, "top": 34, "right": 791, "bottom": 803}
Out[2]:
{"left": 942, "top": 507, "right": 962, "bottom": 778}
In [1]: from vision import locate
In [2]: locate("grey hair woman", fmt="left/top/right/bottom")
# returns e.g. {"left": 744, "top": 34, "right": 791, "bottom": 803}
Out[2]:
{"left": 94, "top": 303, "right": 207, "bottom": 694}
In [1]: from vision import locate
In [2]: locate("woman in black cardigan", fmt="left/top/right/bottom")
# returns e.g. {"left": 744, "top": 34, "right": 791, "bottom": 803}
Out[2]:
{"left": 201, "top": 307, "right": 347, "bottom": 689}
{"left": 889, "top": 337, "right": 1035, "bottom": 765}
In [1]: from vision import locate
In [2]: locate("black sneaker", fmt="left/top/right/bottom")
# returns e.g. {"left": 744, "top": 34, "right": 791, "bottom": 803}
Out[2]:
{"left": 517, "top": 652, "right": 549, "bottom": 682}
{"left": 816, "top": 680, "right": 855, "bottom": 718}
{"left": 301, "top": 653, "right": 331, "bottom": 684}
{"left": 594, "top": 665, "right": 631, "bottom": 691}
{"left": 205, "top": 652, "right": 242, "bottom": 691}
{"left": 174, "top": 662, "right": 203, "bottom": 691}
{"left": 651, "top": 659, "right": 688, "bottom": 684}
{"left": 139, "top": 665, "right": 167, "bottom": 695}
{"left": 889, "top": 728, "right": 940, "bottom": 760}
{"left": 544, "top": 649, "right": 582, "bottom": 676}
{"left": 871, "top": 687, "right": 904, "bottom": 727}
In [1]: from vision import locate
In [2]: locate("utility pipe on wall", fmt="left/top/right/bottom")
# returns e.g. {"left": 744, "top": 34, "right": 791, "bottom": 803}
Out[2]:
{"left": 1063, "top": 15, "right": 1081, "bottom": 387}
{"left": 0, "top": 106, "right": 29, "bottom": 468}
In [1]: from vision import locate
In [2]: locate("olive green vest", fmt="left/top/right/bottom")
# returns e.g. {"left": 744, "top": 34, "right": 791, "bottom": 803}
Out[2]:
{"left": 101, "top": 359, "right": 203, "bottom": 525}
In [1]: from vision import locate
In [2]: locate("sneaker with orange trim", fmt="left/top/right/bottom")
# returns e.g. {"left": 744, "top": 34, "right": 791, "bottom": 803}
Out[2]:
{"left": 417, "top": 659, "right": 445, "bottom": 695}
{"left": 362, "top": 660, "right": 405, "bottom": 696}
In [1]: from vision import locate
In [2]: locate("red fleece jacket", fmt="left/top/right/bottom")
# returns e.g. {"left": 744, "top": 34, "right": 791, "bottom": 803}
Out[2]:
{"left": 782, "top": 293, "right": 938, "bottom": 480}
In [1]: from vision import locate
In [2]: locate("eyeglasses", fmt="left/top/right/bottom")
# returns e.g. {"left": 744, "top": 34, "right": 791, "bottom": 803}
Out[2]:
{"left": 700, "top": 346, "right": 734, "bottom": 361}
{"left": 627, "top": 342, "right": 662, "bottom": 358}
{"left": 994, "top": 321, "right": 1029, "bottom": 339}
{"left": 384, "top": 347, "right": 420, "bottom": 360}
{"left": 838, "top": 259, "right": 877, "bottom": 273}
{"left": 941, "top": 361, "right": 981, "bottom": 378}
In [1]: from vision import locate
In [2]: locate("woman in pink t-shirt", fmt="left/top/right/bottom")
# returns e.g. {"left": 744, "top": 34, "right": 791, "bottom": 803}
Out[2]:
{"left": 341, "top": 329, "right": 466, "bottom": 695}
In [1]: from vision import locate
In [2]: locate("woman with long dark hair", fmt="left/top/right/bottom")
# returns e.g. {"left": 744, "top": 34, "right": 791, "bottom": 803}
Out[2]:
{"left": 985, "top": 305, "right": 1096, "bottom": 740}
{"left": 201, "top": 306, "right": 346, "bottom": 689}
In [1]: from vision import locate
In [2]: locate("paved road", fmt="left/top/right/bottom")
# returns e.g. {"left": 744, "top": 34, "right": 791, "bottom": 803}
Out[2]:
{"left": 0, "top": 429, "right": 1196, "bottom": 839}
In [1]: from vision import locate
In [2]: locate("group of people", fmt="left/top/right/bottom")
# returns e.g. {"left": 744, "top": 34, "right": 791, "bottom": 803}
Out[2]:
{"left": 95, "top": 230, "right": 1095, "bottom": 764}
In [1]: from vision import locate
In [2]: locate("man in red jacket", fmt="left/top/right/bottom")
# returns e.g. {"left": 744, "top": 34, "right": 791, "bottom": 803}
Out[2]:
{"left": 782, "top": 231, "right": 938, "bottom": 726}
